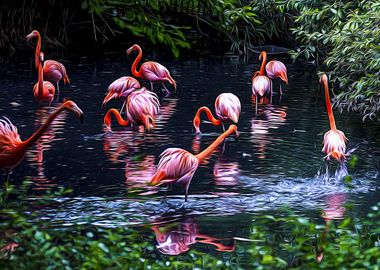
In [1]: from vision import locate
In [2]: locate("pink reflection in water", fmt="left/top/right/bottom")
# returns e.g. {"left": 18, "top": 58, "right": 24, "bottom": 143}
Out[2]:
{"left": 26, "top": 105, "right": 67, "bottom": 190}
{"left": 213, "top": 159, "right": 240, "bottom": 186}
{"left": 250, "top": 104, "right": 287, "bottom": 159}
{"left": 152, "top": 218, "right": 235, "bottom": 255}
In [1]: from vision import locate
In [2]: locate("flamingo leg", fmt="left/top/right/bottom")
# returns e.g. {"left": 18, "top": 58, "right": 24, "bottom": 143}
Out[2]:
{"left": 184, "top": 181, "right": 191, "bottom": 202}
{"left": 120, "top": 101, "right": 126, "bottom": 115}
{"left": 150, "top": 81, "right": 154, "bottom": 92}
{"left": 255, "top": 95, "right": 258, "bottom": 116}
{"left": 279, "top": 83, "right": 283, "bottom": 95}
{"left": 56, "top": 82, "right": 60, "bottom": 96}
{"left": 221, "top": 122, "right": 225, "bottom": 132}
{"left": 270, "top": 81, "right": 273, "bottom": 104}
{"left": 161, "top": 83, "right": 170, "bottom": 94}
{"left": 4, "top": 169, "right": 10, "bottom": 184}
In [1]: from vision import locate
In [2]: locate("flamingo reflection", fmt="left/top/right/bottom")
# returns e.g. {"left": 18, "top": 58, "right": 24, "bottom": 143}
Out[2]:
{"left": 213, "top": 158, "right": 240, "bottom": 187}
{"left": 26, "top": 105, "right": 67, "bottom": 190}
{"left": 250, "top": 104, "right": 287, "bottom": 159}
{"left": 316, "top": 193, "right": 347, "bottom": 263}
{"left": 152, "top": 218, "right": 235, "bottom": 255}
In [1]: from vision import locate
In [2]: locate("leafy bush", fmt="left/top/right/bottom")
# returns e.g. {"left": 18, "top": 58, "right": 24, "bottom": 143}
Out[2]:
{"left": 281, "top": 0, "right": 380, "bottom": 119}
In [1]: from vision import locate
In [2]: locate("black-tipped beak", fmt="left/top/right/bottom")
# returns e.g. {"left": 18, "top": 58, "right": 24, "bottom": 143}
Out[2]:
{"left": 79, "top": 114, "right": 84, "bottom": 124}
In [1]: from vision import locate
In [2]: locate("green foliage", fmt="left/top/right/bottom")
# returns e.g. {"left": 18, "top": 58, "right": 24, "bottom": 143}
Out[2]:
{"left": 281, "top": 0, "right": 380, "bottom": 119}
{"left": 1, "top": 184, "right": 380, "bottom": 269}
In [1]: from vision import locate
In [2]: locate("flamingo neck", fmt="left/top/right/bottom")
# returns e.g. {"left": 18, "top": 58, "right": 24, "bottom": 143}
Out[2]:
{"left": 322, "top": 77, "right": 336, "bottom": 130}
{"left": 195, "top": 125, "right": 236, "bottom": 162}
{"left": 130, "top": 47, "right": 143, "bottom": 78}
{"left": 20, "top": 106, "right": 66, "bottom": 151}
{"left": 37, "top": 59, "right": 44, "bottom": 97}
{"left": 259, "top": 52, "right": 267, "bottom": 76}
{"left": 193, "top": 106, "right": 221, "bottom": 133}
{"left": 104, "top": 109, "right": 130, "bottom": 128}
{"left": 35, "top": 32, "right": 41, "bottom": 69}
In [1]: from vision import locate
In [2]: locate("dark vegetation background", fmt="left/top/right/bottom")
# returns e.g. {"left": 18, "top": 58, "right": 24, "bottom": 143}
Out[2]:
{"left": 1, "top": 0, "right": 380, "bottom": 118}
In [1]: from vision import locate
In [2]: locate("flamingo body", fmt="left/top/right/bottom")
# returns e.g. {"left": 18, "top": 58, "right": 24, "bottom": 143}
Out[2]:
{"left": 43, "top": 60, "right": 70, "bottom": 85}
{"left": 252, "top": 76, "right": 271, "bottom": 97}
{"left": 215, "top": 93, "right": 241, "bottom": 123}
{"left": 127, "top": 44, "right": 176, "bottom": 92}
{"left": 103, "top": 76, "right": 141, "bottom": 107}
{"left": 33, "top": 81, "right": 55, "bottom": 104}
{"left": 127, "top": 89, "right": 160, "bottom": 130}
{"left": 265, "top": 60, "right": 288, "bottom": 84}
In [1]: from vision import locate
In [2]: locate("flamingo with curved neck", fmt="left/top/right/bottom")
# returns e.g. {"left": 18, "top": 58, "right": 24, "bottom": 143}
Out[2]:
{"left": 266, "top": 60, "right": 288, "bottom": 95}
{"left": 252, "top": 51, "right": 271, "bottom": 115}
{"left": 104, "top": 89, "right": 160, "bottom": 131}
{"left": 127, "top": 44, "right": 176, "bottom": 93}
{"left": 193, "top": 93, "right": 241, "bottom": 133}
{"left": 0, "top": 101, "right": 84, "bottom": 182}
{"left": 150, "top": 124, "right": 238, "bottom": 201}
{"left": 320, "top": 74, "right": 347, "bottom": 161}
{"left": 33, "top": 52, "right": 55, "bottom": 105}
{"left": 26, "top": 30, "right": 70, "bottom": 95}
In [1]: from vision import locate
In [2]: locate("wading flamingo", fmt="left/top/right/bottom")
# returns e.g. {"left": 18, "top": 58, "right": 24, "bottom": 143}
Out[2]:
{"left": 26, "top": 30, "right": 70, "bottom": 95}
{"left": 150, "top": 124, "right": 238, "bottom": 202}
{"left": 266, "top": 60, "right": 288, "bottom": 95}
{"left": 252, "top": 51, "right": 271, "bottom": 115}
{"left": 320, "top": 74, "right": 347, "bottom": 161}
{"left": 0, "top": 101, "right": 84, "bottom": 182}
{"left": 102, "top": 76, "right": 141, "bottom": 114}
{"left": 104, "top": 89, "right": 160, "bottom": 131}
{"left": 127, "top": 44, "right": 176, "bottom": 93}
{"left": 33, "top": 52, "right": 55, "bottom": 105}
{"left": 193, "top": 93, "right": 241, "bottom": 133}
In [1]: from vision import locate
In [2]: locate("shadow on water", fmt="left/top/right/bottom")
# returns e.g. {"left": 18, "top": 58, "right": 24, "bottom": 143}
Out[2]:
{"left": 1, "top": 53, "right": 380, "bottom": 257}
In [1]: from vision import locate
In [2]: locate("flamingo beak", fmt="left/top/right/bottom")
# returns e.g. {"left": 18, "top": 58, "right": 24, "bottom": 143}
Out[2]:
{"left": 79, "top": 114, "right": 84, "bottom": 124}
{"left": 26, "top": 32, "right": 35, "bottom": 41}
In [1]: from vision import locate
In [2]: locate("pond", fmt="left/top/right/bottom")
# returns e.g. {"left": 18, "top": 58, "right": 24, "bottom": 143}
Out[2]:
{"left": 1, "top": 52, "right": 380, "bottom": 262}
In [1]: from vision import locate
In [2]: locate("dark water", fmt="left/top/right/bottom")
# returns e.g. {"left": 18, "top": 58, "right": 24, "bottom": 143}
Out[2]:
{"left": 1, "top": 53, "right": 380, "bottom": 257}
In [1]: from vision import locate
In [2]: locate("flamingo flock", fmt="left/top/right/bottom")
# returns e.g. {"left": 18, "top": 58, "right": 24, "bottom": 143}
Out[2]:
{"left": 0, "top": 30, "right": 349, "bottom": 206}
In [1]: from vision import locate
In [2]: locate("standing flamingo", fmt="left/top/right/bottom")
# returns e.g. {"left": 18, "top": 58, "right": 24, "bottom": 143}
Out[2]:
{"left": 127, "top": 44, "right": 176, "bottom": 93}
{"left": 102, "top": 76, "right": 141, "bottom": 114}
{"left": 150, "top": 124, "right": 238, "bottom": 202}
{"left": 266, "top": 60, "right": 288, "bottom": 95}
{"left": 320, "top": 74, "right": 347, "bottom": 161}
{"left": 104, "top": 88, "right": 160, "bottom": 131}
{"left": 26, "top": 30, "right": 70, "bottom": 95}
{"left": 193, "top": 93, "right": 241, "bottom": 134}
{"left": 252, "top": 51, "right": 271, "bottom": 115}
{"left": 33, "top": 52, "right": 55, "bottom": 105}
{"left": 0, "top": 101, "right": 84, "bottom": 182}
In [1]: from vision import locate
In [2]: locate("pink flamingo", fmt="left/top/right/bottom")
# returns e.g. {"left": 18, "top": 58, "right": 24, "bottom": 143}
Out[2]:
{"left": 252, "top": 51, "right": 271, "bottom": 115}
{"left": 104, "top": 89, "right": 160, "bottom": 131}
{"left": 26, "top": 30, "right": 70, "bottom": 95}
{"left": 266, "top": 60, "right": 288, "bottom": 95}
{"left": 0, "top": 101, "right": 84, "bottom": 182}
{"left": 320, "top": 74, "right": 347, "bottom": 161}
{"left": 102, "top": 76, "right": 141, "bottom": 114}
{"left": 150, "top": 124, "right": 238, "bottom": 202}
{"left": 127, "top": 44, "right": 176, "bottom": 93}
{"left": 33, "top": 52, "right": 55, "bottom": 105}
{"left": 193, "top": 93, "right": 241, "bottom": 133}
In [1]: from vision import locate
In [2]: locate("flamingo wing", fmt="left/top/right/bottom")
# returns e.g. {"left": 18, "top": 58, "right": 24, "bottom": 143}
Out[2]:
{"left": 43, "top": 60, "right": 66, "bottom": 82}
{"left": 0, "top": 118, "right": 22, "bottom": 155}
{"left": 141, "top": 61, "right": 171, "bottom": 82}
{"left": 215, "top": 93, "right": 241, "bottom": 123}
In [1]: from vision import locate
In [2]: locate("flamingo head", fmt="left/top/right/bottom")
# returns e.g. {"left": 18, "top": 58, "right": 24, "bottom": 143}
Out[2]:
{"left": 322, "top": 129, "right": 347, "bottom": 161}
{"left": 320, "top": 73, "right": 328, "bottom": 85}
{"left": 102, "top": 92, "right": 118, "bottom": 107}
{"left": 62, "top": 100, "right": 84, "bottom": 124}
{"left": 127, "top": 44, "right": 141, "bottom": 55}
{"left": 259, "top": 51, "right": 267, "bottom": 61}
{"left": 26, "top": 30, "right": 39, "bottom": 41}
